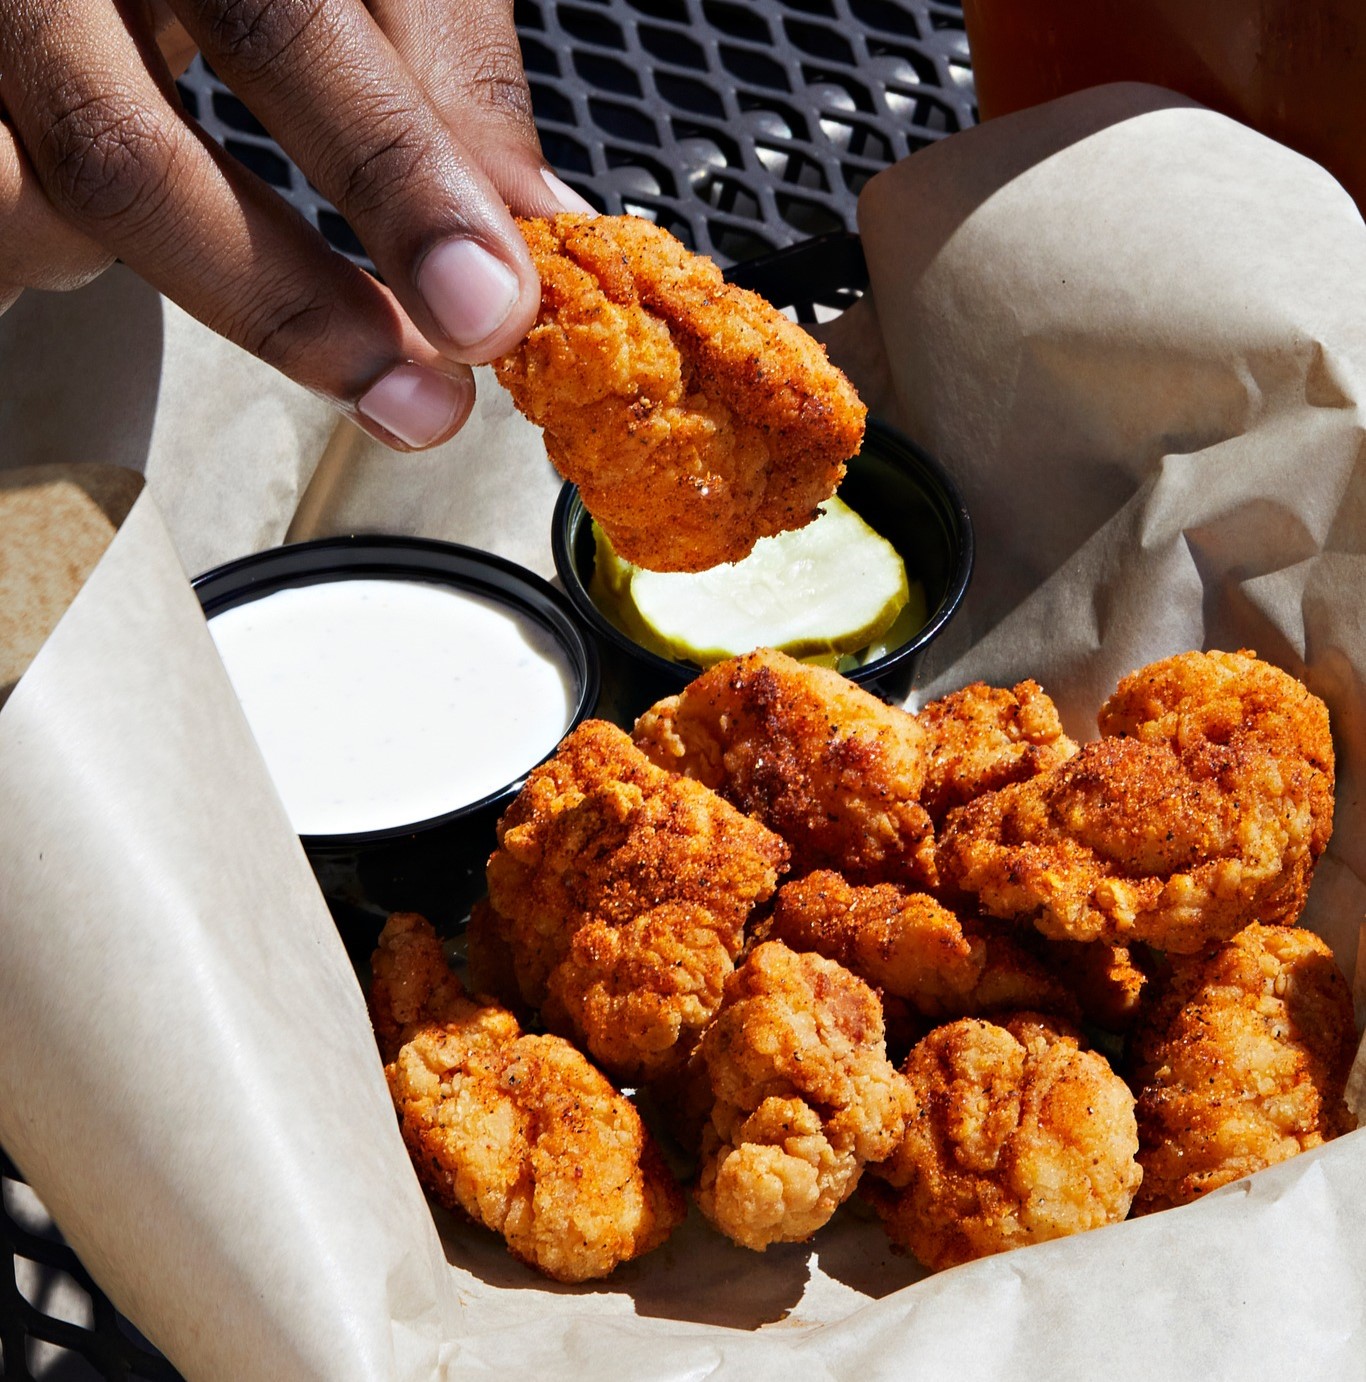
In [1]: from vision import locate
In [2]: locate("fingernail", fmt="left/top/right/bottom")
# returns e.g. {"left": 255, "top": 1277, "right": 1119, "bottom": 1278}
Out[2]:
{"left": 542, "top": 168, "right": 597, "bottom": 216}
{"left": 356, "top": 363, "right": 470, "bottom": 448}
{"left": 417, "top": 237, "right": 520, "bottom": 348}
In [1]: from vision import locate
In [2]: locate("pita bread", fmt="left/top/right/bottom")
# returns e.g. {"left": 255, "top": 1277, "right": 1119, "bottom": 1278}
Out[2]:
{"left": 0, "top": 464, "right": 143, "bottom": 706}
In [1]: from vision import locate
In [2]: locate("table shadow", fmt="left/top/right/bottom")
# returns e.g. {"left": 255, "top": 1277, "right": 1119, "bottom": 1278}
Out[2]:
{"left": 0, "top": 267, "right": 164, "bottom": 480}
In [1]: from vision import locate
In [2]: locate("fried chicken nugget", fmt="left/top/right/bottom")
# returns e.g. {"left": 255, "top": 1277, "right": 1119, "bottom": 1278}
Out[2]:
{"left": 369, "top": 908, "right": 469, "bottom": 1063}
{"left": 370, "top": 914, "right": 685, "bottom": 1282}
{"left": 917, "top": 679, "right": 1078, "bottom": 825}
{"left": 494, "top": 214, "right": 866, "bottom": 572}
{"left": 485, "top": 719, "right": 788, "bottom": 1080}
{"left": 763, "top": 871, "right": 1075, "bottom": 1023}
{"left": 864, "top": 1014, "right": 1141, "bottom": 1270}
{"left": 634, "top": 649, "right": 936, "bottom": 886}
{"left": 696, "top": 941, "right": 910, "bottom": 1251}
{"left": 1098, "top": 648, "right": 1334, "bottom": 773}
{"left": 765, "top": 871, "right": 980, "bottom": 1011}
{"left": 936, "top": 651, "right": 1334, "bottom": 952}
{"left": 1130, "top": 922, "right": 1357, "bottom": 1214}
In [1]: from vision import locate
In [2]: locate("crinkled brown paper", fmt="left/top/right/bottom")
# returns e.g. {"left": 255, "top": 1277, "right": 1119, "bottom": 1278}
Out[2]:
{"left": 3, "top": 83, "right": 1365, "bottom": 1381}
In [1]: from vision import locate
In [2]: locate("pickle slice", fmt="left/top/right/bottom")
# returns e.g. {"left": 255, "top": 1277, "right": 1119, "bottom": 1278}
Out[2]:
{"left": 621, "top": 497, "right": 911, "bottom": 666}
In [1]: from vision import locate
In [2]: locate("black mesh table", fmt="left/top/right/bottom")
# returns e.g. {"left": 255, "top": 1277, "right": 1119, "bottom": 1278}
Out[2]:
{"left": 177, "top": 0, "right": 975, "bottom": 269}
{"left": 2, "top": 4, "right": 974, "bottom": 1376}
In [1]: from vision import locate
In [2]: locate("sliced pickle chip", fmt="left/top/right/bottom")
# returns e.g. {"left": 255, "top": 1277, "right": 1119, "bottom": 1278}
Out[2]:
{"left": 593, "top": 498, "right": 916, "bottom": 667}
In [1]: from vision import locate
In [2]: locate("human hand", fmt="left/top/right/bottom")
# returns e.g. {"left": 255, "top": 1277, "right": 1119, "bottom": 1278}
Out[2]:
{"left": 0, "top": 0, "right": 591, "bottom": 449}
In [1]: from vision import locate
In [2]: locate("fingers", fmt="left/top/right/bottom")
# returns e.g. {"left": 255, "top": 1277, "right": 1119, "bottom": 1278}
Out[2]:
{"left": 0, "top": 0, "right": 474, "bottom": 450}
{"left": 0, "top": 118, "right": 115, "bottom": 299}
{"left": 365, "top": 0, "right": 595, "bottom": 217}
{"left": 168, "top": 0, "right": 542, "bottom": 363}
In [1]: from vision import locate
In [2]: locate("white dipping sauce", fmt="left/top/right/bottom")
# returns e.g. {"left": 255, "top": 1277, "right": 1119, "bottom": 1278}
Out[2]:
{"left": 208, "top": 577, "right": 576, "bottom": 836}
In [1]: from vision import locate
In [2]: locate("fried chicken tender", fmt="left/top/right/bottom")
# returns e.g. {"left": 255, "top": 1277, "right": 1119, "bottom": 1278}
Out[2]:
{"left": 494, "top": 213, "right": 866, "bottom": 572}
{"left": 865, "top": 1014, "right": 1141, "bottom": 1269}
{"left": 936, "top": 651, "right": 1335, "bottom": 952}
{"left": 369, "top": 914, "right": 685, "bottom": 1282}
{"left": 917, "top": 679, "right": 1078, "bottom": 825}
{"left": 763, "top": 871, "right": 1074, "bottom": 1022}
{"left": 1098, "top": 648, "right": 1334, "bottom": 773}
{"left": 766, "top": 872, "right": 980, "bottom": 1011}
{"left": 1130, "top": 922, "right": 1357, "bottom": 1214}
{"left": 485, "top": 719, "right": 788, "bottom": 1080}
{"left": 634, "top": 649, "right": 936, "bottom": 886}
{"left": 697, "top": 941, "right": 910, "bottom": 1250}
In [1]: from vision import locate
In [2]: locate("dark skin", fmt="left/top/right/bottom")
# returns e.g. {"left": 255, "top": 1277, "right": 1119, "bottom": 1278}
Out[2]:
{"left": 0, "top": 0, "right": 592, "bottom": 448}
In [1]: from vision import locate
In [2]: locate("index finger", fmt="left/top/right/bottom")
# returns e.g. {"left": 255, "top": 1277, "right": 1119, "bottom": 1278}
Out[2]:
{"left": 1, "top": 0, "right": 476, "bottom": 449}
{"left": 170, "top": 0, "right": 543, "bottom": 362}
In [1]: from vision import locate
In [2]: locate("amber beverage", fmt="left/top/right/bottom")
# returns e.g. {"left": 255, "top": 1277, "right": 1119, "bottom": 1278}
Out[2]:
{"left": 962, "top": 0, "right": 1366, "bottom": 214}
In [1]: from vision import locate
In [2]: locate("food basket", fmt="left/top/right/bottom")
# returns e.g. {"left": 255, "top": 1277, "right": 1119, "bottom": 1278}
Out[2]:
{"left": 0, "top": 3, "right": 973, "bottom": 1375}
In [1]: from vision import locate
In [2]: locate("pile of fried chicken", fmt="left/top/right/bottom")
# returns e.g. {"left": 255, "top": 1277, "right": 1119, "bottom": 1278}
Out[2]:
{"left": 367, "top": 646, "right": 1358, "bottom": 1282}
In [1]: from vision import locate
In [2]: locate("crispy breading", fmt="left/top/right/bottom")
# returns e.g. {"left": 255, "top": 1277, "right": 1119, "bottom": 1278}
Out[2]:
{"left": 763, "top": 871, "right": 1075, "bottom": 1024}
{"left": 485, "top": 719, "right": 787, "bottom": 1079}
{"left": 1130, "top": 922, "right": 1357, "bottom": 1214}
{"left": 1098, "top": 648, "right": 1334, "bottom": 773}
{"left": 494, "top": 213, "right": 866, "bottom": 572}
{"left": 546, "top": 905, "right": 735, "bottom": 1078}
{"left": 865, "top": 1014, "right": 1141, "bottom": 1269}
{"left": 917, "top": 679, "right": 1078, "bottom": 825}
{"left": 1098, "top": 646, "right": 1333, "bottom": 866}
{"left": 696, "top": 941, "right": 910, "bottom": 1250}
{"left": 936, "top": 651, "right": 1335, "bottom": 952}
{"left": 369, "top": 914, "right": 686, "bottom": 1282}
{"left": 368, "top": 909, "right": 469, "bottom": 1063}
{"left": 633, "top": 649, "right": 936, "bottom": 886}
{"left": 765, "top": 871, "right": 981, "bottom": 1011}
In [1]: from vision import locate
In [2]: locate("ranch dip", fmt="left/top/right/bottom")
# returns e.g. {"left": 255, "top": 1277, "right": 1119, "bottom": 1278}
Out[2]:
{"left": 208, "top": 577, "right": 576, "bottom": 836}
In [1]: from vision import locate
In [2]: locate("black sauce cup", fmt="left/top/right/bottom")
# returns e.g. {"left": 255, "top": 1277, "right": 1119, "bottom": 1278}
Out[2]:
{"left": 552, "top": 417, "right": 974, "bottom": 716}
{"left": 194, "top": 536, "right": 599, "bottom": 953}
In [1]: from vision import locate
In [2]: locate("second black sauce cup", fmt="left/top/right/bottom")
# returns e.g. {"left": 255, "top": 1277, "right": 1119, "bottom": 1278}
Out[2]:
{"left": 552, "top": 417, "right": 974, "bottom": 718}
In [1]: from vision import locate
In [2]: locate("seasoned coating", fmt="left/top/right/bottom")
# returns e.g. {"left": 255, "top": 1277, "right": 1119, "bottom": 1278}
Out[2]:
{"left": 1098, "top": 648, "right": 1334, "bottom": 774}
{"left": 546, "top": 905, "right": 735, "bottom": 1079}
{"left": 369, "top": 910, "right": 468, "bottom": 1063}
{"left": 1130, "top": 923, "right": 1357, "bottom": 1214}
{"left": 634, "top": 649, "right": 936, "bottom": 886}
{"left": 1098, "top": 646, "right": 1334, "bottom": 879}
{"left": 937, "top": 708, "right": 1331, "bottom": 952}
{"left": 917, "top": 679, "right": 1078, "bottom": 825}
{"left": 370, "top": 914, "right": 685, "bottom": 1282}
{"left": 765, "top": 871, "right": 980, "bottom": 1011}
{"left": 865, "top": 1015, "right": 1141, "bottom": 1269}
{"left": 494, "top": 213, "right": 866, "bottom": 572}
{"left": 485, "top": 719, "right": 787, "bottom": 1079}
{"left": 697, "top": 941, "right": 910, "bottom": 1250}
{"left": 763, "top": 870, "right": 1074, "bottom": 1022}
